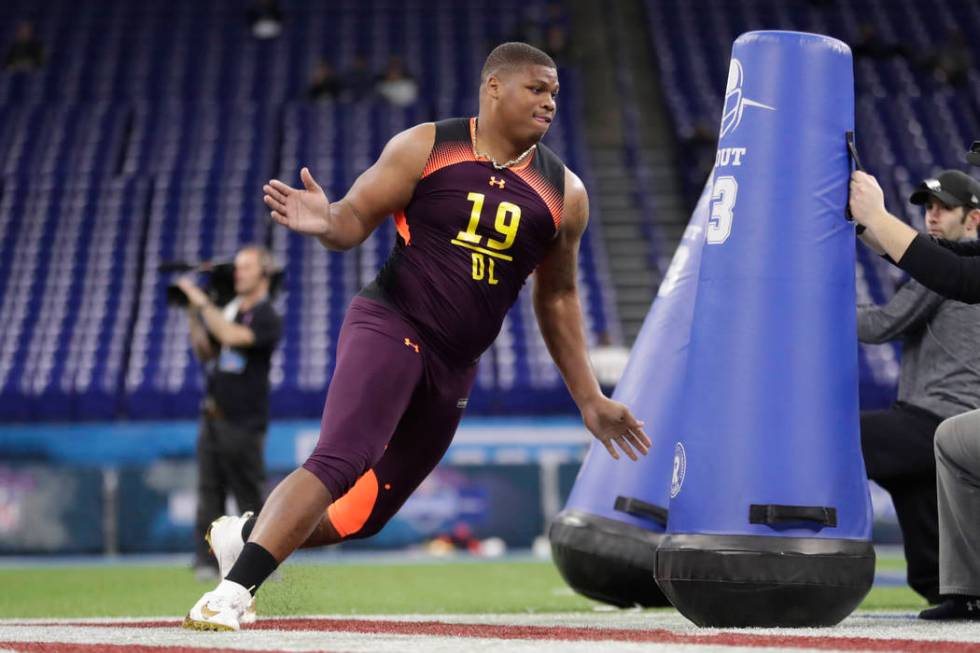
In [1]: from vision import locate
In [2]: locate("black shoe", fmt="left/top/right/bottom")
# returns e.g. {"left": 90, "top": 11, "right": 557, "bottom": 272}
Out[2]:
{"left": 919, "top": 596, "right": 980, "bottom": 621}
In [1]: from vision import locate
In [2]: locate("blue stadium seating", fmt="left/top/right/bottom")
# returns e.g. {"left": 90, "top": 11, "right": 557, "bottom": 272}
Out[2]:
{"left": 0, "top": 0, "right": 616, "bottom": 420}
{"left": 646, "top": 0, "right": 980, "bottom": 409}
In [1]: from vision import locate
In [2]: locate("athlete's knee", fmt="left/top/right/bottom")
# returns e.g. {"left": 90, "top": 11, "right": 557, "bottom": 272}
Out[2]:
{"left": 344, "top": 518, "right": 388, "bottom": 540}
{"left": 302, "top": 456, "right": 357, "bottom": 501}
{"left": 325, "top": 469, "right": 389, "bottom": 540}
{"left": 333, "top": 507, "right": 392, "bottom": 541}
{"left": 303, "top": 442, "right": 378, "bottom": 498}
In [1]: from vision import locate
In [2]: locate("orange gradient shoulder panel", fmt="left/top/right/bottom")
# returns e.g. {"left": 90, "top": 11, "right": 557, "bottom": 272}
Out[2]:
{"left": 422, "top": 141, "right": 474, "bottom": 178}
{"left": 513, "top": 166, "right": 564, "bottom": 229}
{"left": 326, "top": 469, "right": 380, "bottom": 538}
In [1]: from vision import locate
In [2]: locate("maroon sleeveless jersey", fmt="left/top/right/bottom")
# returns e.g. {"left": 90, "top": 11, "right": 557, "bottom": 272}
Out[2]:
{"left": 367, "top": 117, "right": 566, "bottom": 364}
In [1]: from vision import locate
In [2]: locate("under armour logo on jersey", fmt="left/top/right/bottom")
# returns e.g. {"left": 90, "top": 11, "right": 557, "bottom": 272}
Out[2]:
{"left": 404, "top": 337, "right": 420, "bottom": 353}
{"left": 489, "top": 176, "right": 505, "bottom": 189}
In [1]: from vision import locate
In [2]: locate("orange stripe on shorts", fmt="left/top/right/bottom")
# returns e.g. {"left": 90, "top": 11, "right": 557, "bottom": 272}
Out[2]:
{"left": 327, "top": 469, "right": 380, "bottom": 538}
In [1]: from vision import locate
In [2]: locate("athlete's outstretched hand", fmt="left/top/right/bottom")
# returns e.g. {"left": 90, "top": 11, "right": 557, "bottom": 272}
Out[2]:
{"left": 581, "top": 397, "right": 651, "bottom": 461}
{"left": 264, "top": 167, "right": 331, "bottom": 236}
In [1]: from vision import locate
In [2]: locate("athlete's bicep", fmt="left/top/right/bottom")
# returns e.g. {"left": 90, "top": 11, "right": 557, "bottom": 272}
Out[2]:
{"left": 535, "top": 174, "right": 588, "bottom": 299}
{"left": 341, "top": 123, "right": 434, "bottom": 233}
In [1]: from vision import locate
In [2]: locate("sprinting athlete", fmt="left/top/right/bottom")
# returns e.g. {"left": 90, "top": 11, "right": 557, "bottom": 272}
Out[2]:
{"left": 184, "top": 42, "right": 650, "bottom": 631}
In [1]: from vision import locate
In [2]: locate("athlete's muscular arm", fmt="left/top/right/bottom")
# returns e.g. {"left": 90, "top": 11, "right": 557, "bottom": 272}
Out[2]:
{"left": 264, "top": 124, "right": 434, "bottom": 251}
{"left": 533, "top": 170, "right": 651, "bottom": 461}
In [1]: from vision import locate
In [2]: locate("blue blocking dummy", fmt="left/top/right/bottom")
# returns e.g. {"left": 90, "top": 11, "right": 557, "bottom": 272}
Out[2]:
{"left": 549, "top": 182, "right": 712, "bottom": 608}
{"left": 654, "top": 31, "right": 874, "bottom": 627}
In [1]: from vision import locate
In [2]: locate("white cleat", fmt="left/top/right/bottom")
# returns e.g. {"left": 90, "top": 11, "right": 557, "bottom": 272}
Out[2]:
{"left": 205, "top": 511, "right": 257, "bottom": 624}
{"left": 182, "top": 580, "right": 253, "bottom": 631}
{"left": 206, "top": 512, "right": 251, "bottom": 578}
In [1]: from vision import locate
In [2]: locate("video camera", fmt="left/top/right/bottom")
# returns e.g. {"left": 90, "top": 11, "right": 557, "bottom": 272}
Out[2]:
{"left": 161, "top": 260, "right": 283, "bottom": 308}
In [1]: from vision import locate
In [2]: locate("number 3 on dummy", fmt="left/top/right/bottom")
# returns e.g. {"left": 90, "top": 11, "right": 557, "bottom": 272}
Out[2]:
{"left": 707, "top": 176, "right": 738, "bottom": 245}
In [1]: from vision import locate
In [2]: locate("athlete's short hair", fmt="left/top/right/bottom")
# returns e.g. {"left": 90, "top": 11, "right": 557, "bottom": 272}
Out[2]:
{"left": 480, "top": 42, "right": 557, "bottom": 83}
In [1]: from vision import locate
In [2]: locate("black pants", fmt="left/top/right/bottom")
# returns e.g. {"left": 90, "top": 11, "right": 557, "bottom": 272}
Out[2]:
{"left": 861, "top": 402, "right": 942, "bottom": 604}
{"left": 194, "top": 415, "right": 267, "bottom": 568}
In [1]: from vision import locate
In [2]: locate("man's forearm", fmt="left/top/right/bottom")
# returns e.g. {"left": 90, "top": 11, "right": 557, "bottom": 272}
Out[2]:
{"left": 199, "top": 303, "right": 252, "bottom": 347}
{"left": 534, "top": 292, "right": 603, "bottom": 410}
{"left": 863, "top": 208, "right": 918, "bottom": 262}
{"left": 858, "top": 229, "right": 886, "bottom": 256}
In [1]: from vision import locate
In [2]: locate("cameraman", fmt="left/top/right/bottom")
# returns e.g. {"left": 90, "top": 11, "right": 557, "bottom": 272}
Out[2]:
{"left": 175, "top": 245, "right": 282, "bottom": 580}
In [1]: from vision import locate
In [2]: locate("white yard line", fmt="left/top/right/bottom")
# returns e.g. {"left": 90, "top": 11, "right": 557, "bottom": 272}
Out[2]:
{"left": 0, "top": 612, "right": 978, "bottom": 653}
{"left": 0, "top": 625, "right": 775, "bottom": 653}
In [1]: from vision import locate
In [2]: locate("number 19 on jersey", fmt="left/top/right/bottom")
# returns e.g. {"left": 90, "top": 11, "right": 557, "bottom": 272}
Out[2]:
{"left": 452, "top": 191, "right": 522, "bottom": 285}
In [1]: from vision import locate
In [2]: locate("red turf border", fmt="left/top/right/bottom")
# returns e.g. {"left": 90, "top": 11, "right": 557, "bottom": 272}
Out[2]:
{"left": 10, "top": 617, "right": 976, "bottom": 652}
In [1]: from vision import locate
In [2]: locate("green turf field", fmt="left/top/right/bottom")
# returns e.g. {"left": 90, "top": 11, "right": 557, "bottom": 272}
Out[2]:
{"left": 0, "top": 554, "right": 925, "bottom": 618}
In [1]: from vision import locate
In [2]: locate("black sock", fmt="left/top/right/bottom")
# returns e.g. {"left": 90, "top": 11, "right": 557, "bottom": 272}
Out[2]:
{"left": 241, "top": 514, "right": 257, "bottom": 542}
{"left": 226, "top": 542, "right": 278, "bottom": 596}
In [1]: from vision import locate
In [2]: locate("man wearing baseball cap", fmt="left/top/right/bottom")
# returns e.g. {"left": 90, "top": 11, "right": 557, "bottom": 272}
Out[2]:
{"left": 919, "top": 149, "right": 980, "bottom": 622}
{"left": 909, "top": 170, "right": 980, "bottom": 224}
{"left": 857, "top": 168, "right": 980, "bottom": 609}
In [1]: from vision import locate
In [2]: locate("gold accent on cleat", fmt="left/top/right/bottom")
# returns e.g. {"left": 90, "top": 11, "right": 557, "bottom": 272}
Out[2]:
{"left": 181, "top": 614, "right": 234, "bottom": 632}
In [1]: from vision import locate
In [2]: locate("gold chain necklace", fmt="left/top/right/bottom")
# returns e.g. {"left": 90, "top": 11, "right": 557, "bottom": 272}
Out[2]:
{"left": 472, "top": 119, "right": 536, "bottom": 170}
